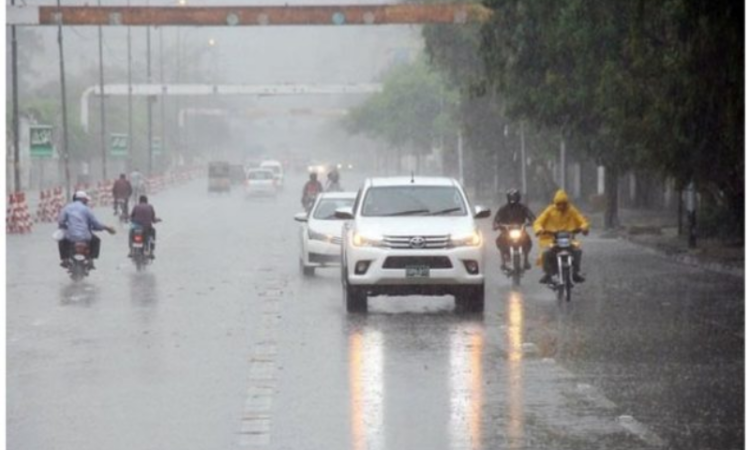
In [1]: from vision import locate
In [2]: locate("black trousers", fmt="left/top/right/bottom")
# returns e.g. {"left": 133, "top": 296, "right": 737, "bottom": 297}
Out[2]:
{"left": 542, "top": 247, "right": 582, "bottom": 275}
{"left": 58, "top": 235, "right": 101, "bottom": 260}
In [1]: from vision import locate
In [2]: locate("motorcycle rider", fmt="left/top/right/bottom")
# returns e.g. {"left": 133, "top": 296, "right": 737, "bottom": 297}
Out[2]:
{"left": 112, "top": 173, "right": 133, "bottom": 217}
{"left": 533, "top": 189, "right": 590, "bottom": 284}
{"left": 57, "top": 191, "right": 116, "bottom": 269}
{"left": 493, "top": 188, "right": 536, "bottom": 271}
{"left": 301, "top": 172, "right": 324, "bottom": 210}
{"left": 130, "top": 168, "right": 145, "bottom": 202}
{"left": 129, "top": 195, "right": 159, "bottom": 259}
{"left": 325, "top": 169, "right": 342, "bottom": 192}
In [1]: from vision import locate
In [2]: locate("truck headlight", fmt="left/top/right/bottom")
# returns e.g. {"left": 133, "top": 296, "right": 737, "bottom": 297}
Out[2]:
{"left": 352, "top": 232, "right": 384, "bottom": 248}
{"left": 450, "top": 230, "right": 482, "bottom": 248}
{"left": 308, "top": 228, "right": 333, "bottom": 242}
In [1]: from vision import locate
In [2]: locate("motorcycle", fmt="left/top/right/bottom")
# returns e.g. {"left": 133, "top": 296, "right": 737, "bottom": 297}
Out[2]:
{"left": 130, "top": 224, "right": 153, "bottom": 271}
{"left": 67, "top": 241, "right": 91, "bottom": 282}
{"left": 545, "top": 231, "right": 580, "bottom": 305}
{"left": 495, "top": 223, "right": 530, "bottom": 287}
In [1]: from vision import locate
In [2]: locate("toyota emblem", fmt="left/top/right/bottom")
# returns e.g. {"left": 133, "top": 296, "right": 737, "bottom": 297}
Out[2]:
{"left": 409, "top": 237, "right": 426, "bottom": 249}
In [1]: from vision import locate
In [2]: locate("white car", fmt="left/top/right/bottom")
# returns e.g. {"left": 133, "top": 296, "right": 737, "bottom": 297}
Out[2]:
{"left": 294, "top": 192, "right": 357, "bottom": 276}
{"left": 245, "top": 168, "right": 277, "bottom": 197}
{"left": 337, "top": 177, "right": 491, "bottom": 313}
{"left": 260, "top": 160, "right": 284, "bottom": 189}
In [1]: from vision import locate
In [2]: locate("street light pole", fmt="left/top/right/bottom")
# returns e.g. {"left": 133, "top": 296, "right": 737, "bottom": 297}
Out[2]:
{"left": 147, "top": 24, "right": 153, "bottom": 176}
{"left": 127, "top": 0, "right": 133, "bottom": 173}
{"left": 11, "top": 0, "right": 20, "bottom": 193}
{"left": 56, "top": 0, "right": 72, "bottom": 198}
{"left": 97, "top": 0, "right": 107, "bottom": 180}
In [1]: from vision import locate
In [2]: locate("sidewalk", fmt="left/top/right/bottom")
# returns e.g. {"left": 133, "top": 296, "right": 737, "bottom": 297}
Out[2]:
{"left": 589, "top": 207, "right": 744, "bottom": 278}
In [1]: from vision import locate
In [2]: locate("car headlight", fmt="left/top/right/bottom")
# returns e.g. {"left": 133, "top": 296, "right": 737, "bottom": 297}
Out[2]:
{"left": 450, "top": 230, "right": 482, "bottom": 247}
{"left": 352, "top": 232, "right": 385, "bottom": 248}
{"left": 308, "top": 228, "right": 334, "bottom": 242}
{"left": 509, "top": 229, "right": 523, "bottom": 240}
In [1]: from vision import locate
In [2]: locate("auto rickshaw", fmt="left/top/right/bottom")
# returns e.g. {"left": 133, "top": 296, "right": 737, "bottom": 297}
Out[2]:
{"left": 208, "top": 161, "right": 231, "bottom": 193}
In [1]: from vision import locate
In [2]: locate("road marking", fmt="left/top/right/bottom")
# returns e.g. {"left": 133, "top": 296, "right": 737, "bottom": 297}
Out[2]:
{"left": 237, "top": 284, "right": 287, "bottom": 448}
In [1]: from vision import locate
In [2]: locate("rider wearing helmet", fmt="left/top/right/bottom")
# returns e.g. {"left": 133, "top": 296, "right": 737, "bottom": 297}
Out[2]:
{"left": 301, "top": 172, "right": 324, "bottom": 209}
{"left": 493, "top": 189, "right": 536, "bottom": 271}
{"left": 57, "top": 191, "right": 116, "bottom": 269}
{"left": 325, "top": 168, "right": 342, "bottom": 192}
{"left": 533, "top": 189, "right": 590, "bottom": 284}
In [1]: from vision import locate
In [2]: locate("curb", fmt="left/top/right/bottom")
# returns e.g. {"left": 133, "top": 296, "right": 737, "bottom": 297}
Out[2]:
{"left": 619, "top": 234, "right": 743, "bottom": 279}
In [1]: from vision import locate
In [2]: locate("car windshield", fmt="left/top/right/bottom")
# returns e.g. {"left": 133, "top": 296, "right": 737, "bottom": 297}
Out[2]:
{"left": 361, "top": 186, "right": 467, "bottom": 217}
{"left": 262, "top": 165, "right": 282, "bottom": 174}
{"left": 247, "top": 171, "right": 273, "bottom": 180}
{"left": 313, "top": 198, "right": 355, "bottom": 220}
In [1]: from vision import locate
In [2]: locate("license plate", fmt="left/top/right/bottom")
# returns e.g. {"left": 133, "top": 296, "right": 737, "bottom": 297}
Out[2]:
{"left": 406, "top": 266, "right": 430, "bottom": 278}
{"left": 132, "top": 243, "right": 143, "bottom": 248}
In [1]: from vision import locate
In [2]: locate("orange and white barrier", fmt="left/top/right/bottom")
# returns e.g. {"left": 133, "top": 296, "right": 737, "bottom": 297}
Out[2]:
{"left": 7, "top": 192, "right": 33, "bottom": 234}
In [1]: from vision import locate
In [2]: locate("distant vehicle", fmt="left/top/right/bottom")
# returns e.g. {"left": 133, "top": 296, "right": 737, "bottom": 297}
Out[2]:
{"left": 245, "top": 168, "right": 277, "bottom": 197}
{"left": 229, "top": 164, "right": 246, "bottom": 185}
{"left": 337, "top": 177, "right": 491, "bottom": 313}
{"left": 208, "top": 161, "right": 231, "bottom": 193}
{"left": 260, "top": 160, "right": 284, "bottom": 190}
{"left": 294, "top": 192, "right": 356, "bottom": 276}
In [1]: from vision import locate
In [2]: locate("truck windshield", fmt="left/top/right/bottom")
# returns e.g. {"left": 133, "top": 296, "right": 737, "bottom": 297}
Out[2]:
{"left": 361, "top": 186, "right": 467, "bottom": 217}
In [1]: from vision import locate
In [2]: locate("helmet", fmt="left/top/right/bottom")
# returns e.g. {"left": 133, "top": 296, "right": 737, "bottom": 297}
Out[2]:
{"left": 309, "top": 172, "right": 318, "bottom": 181}
{"left": 506, "top": 189, "right": 521, "bottom": 204}
{"left": 74, "top": 190, "right": 90, "bottom": 202}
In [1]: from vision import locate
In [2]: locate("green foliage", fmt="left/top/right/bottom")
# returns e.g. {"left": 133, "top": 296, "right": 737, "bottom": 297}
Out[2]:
{"left": 344, "top": 59, "right": 457, "bottom": 153}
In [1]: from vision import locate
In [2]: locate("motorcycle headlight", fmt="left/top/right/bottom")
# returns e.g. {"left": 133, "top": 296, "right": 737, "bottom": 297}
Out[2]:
{"left": 450, "top": 230, "right": 482, "bottom": 248}
{"left": 509, "top": 229, "right": 523, "bottom": 240}
{"left": 352, "top": 232, "right": 385, "bottom": 248}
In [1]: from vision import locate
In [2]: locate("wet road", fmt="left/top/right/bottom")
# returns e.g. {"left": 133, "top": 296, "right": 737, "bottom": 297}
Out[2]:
{"left": 7, "top": 175, "right": 743, "bottom": 450}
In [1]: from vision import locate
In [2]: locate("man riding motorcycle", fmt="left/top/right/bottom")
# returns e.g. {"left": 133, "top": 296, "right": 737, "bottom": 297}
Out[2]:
{"left": 533, "top": 189, "right": 590, "bottom": 284}
{"left": 493, "top": 189, "right": 536, "bottom": 271}
{"left": 57, "top": 191, "right": 116, "bottom": 269}
{"left": 129, "top": 195, "right": 160, "bottom": 259}
{"left": 112, "top": 173, "right": 133, "bottom": 217}
{"left": 301, "top": 172, "right": 324, "bottom": 210}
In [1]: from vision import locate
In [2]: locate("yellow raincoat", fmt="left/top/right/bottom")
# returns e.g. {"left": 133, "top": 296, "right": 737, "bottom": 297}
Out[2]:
{"left": 533, "top": 190, "right": 590, "bottom": 265}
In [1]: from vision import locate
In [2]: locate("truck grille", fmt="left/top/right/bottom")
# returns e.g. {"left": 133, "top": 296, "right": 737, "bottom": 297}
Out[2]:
{"left": 383, "top": 256, "right": 453, "bottom": 269}
{"left": 382, "top": 235, "right": 449, "bottom": 249}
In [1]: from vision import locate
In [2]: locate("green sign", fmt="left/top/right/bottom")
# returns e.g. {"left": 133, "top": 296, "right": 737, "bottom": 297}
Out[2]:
{"left": 30, "top": 125, "right": 54, "bottom": 158}
{"left": 110, "top": 133, "right": 129, "bottom": 157}
{"left": 152, "top": 137, "right": 162, "bottom": 155}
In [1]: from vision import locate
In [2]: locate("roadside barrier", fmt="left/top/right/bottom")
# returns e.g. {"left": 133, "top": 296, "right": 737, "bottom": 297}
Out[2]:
{"left": 7, "top": 192, "right": 33, "bottom": 234}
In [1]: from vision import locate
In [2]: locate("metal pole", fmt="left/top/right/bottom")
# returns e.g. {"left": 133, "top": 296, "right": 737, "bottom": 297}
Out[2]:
{"left": 457, "top": 130, "right": 464, "bottom": 185}
{"left": 520, "top": 122, "right": 527, "bottom": 198}
{"left": 97, "top": 0, "right": 107, "bottom": 180}
{"left": 127, "top": 1, "right": 133, "bottom": 173}
{"left": 559, "top": 137, "right": 566, "bottom": 192}
{"left": 160, "top": 26, "right": 166, "bottom": 171}
{"left": 56, "top": 0, "right": 72, "bottom": 199}
{"left": 11, "top": 0, "right": 21, "bottom": 193}
{"left": 147, "top": 25, "right": 154, "bottom": 176}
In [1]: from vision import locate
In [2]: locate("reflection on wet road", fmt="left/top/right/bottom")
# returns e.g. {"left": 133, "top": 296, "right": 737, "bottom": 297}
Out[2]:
{"left": 8, "top": 177, "right": 743, "bottom": 450}
{"left": 506, "top": 291, "right": 524, "bottom": 449}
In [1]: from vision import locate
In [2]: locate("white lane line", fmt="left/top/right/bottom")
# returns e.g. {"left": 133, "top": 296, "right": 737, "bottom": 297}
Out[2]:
{"left": 237, "top": 288, "right": 286, "bottom": 448}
